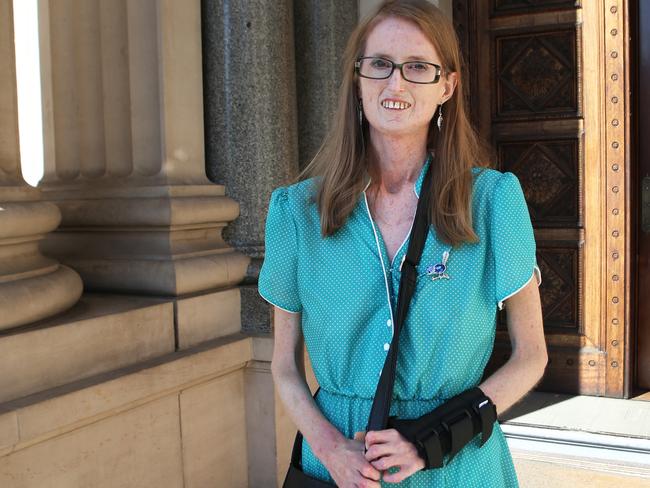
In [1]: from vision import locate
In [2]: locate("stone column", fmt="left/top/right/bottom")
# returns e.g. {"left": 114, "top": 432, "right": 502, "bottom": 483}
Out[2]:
{"left": 30, "top": 0, "right": 249, "bottom": 304}
{"left": 0, "top": 0, "right": 82, "bottom": 330}
{"left": 294, "top": 0, "right": 359, "bottom": 169}
{"left": 202, "top": 0, "right": 299, "bottom": 333}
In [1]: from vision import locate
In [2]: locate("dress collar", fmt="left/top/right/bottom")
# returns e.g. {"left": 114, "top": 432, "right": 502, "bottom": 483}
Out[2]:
{"left": 362, "top": 153, "right": 432, "bottom": 199}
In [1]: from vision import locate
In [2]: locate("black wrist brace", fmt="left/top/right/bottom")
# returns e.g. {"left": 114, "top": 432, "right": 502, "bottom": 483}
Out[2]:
{"left": 387, "top": 387, "right": 497, "bottom": 469}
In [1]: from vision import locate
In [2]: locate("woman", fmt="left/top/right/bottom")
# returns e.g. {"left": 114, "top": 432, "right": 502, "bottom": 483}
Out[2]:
{"left": 259, "top": 1, "right": 547, "bottom": 486}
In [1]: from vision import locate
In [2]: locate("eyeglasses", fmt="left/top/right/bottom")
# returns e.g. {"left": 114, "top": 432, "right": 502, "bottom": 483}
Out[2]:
{"left": 355, "top": 57, "right": 442, "bottom": 84}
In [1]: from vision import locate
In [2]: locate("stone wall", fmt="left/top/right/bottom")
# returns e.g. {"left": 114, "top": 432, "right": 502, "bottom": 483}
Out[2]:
{"left": 0, "top": 333, "right": 285, "bottom": 487}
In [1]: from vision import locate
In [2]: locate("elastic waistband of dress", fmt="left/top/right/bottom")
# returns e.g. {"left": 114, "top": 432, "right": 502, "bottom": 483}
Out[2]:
{"left": 317, "top": 387, "right": 448, "bottom": 406}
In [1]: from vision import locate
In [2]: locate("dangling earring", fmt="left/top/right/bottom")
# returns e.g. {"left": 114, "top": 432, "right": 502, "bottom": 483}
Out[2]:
{"left": 437, "top": 104, "right": 444, "bottom": 131}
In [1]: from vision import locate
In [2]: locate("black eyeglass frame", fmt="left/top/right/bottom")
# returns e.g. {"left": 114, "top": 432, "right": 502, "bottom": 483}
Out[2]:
{"left": 354, "top": 56, "right": 443, "bottom": 84}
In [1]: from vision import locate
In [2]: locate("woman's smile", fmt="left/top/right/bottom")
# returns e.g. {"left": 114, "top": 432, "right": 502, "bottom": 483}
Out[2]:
{"left": 381, "top": 99, "right": 412, "bottom": 110}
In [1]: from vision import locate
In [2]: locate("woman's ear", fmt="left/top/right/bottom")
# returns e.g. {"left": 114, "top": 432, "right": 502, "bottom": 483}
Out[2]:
{"left": 441, "top": 71, "right": 458, "bottom": 104}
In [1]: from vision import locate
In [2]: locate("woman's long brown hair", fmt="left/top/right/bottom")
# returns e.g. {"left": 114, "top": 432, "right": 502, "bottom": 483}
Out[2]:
{"left": 300, "top": 0, "right": 489, "bottom": 247}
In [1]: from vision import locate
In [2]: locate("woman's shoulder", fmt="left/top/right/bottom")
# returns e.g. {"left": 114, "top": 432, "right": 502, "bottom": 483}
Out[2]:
{"left": 471, "top": 165, "right": 501, "bottom": 185}
{"left": 269, "top": 177, "right": 319, "bottom": 218}
{"left": 471, "top": 166, "right": 521, "bottom": 199}
{"left": 470, "top": 166, "right": 529, "bottom": 227}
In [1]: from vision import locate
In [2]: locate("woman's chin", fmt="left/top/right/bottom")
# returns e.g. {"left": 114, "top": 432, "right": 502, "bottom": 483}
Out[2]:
{"left": 370, "top": 121, "right": 429, "bottom": 139}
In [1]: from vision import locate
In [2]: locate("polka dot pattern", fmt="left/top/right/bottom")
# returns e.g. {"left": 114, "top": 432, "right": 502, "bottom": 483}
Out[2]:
{"left": 258, "top": 160, "right": 540, "bottom": 487}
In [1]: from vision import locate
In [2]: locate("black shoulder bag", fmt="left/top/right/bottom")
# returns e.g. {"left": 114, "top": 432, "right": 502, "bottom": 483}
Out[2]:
{"left": 282, "top": 161, "right": 496, "bottom": 487}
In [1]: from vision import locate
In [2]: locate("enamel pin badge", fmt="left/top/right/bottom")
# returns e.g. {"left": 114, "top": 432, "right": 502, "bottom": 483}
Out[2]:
{"left": 426, "top": 250, "right": 450, "bottom": 281}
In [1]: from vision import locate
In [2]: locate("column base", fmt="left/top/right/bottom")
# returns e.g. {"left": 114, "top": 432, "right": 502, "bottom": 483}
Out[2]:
{"left": 40, "top": 187, "right": 250, "bottom": 296}
{"left": 0, "top": 265, "right": 82, "bottom": 331}
{"left": 0, "top": 200, "right": 82, "bottom": 330}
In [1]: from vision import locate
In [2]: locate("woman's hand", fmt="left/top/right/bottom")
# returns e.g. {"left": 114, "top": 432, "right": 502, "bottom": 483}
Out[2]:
{"left": 362, "top": 428, "right": 426, "bottom": 483}
{"left": 321, "top": 432, "right": 381, "bottom": 488}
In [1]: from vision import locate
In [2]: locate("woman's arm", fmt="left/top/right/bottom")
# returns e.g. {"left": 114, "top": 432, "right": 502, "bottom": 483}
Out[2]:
{"left": 478, "top": 276, "right": 548, "bottom": 415}
{"left": 271, "top": 306, "right": 381, "bottom": 486}
{"left": 271, "top": 306, "right": 343, "bottom": 459}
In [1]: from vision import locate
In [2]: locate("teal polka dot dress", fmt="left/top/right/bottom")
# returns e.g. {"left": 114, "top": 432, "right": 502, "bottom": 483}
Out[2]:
{"left": 259, "top": 157, "right": 541, "bottom": 487}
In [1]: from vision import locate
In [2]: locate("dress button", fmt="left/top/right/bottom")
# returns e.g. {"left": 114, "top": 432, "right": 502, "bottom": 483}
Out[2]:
{"left": 383, "top": 343, "right": 390, "bottom": 351}
{"left": 387, "top": 319, "right": 392, "bottom": 327}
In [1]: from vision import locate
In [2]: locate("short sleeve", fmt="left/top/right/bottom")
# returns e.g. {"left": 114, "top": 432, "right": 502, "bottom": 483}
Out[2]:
{"left": 491, "top": 172, "right": 542, "bottom": 311}
{"left": 258, "top": 188, "right": 302, "bottom": 313}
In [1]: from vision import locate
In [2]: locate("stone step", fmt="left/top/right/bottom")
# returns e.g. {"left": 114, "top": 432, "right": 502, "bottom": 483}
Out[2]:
{"left": 0, "top": 293, "right": 175, "bottom": 403}
{"left": 504, "top": 424, "right": 650, "bottom": 487}
{"left": 513, "top": 457, "right": 650, "bottom": 488}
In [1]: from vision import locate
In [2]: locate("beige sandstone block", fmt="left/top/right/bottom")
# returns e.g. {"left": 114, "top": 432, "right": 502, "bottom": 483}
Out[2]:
{"left": 0, "top": 409, "right": 18, "bottom": 452}
{"left": 245, "top": 361, "right": 278, "bottom": 487}
{"left": 514, "top": 458, "right": 650, "bottom": 487}
{"left": 5, "top": 334, "right": 251, "bottom": 450}
{"left": 0, "top": 294, "right": 174, "bottom": 403}
{"left": 180, "top": 371, "right": 248, "bottom": 488}
{"left": 0, "top": 395, "right": 184, "bottom": 488}
{"left": 176, "top": 287, "right": 241, "bottom": 349}
{"left": 251, "top": 334, "right": 273, "bottom": 362}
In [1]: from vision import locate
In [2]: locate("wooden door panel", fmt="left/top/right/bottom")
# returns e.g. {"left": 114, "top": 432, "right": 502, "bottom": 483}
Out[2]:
{"left": 491, "top": 1, "right": 581, "bottom": 17}
{"left": 498, "top": 137, "right": 581, "bottom": 227}
{"left": 455, "top": 0, "right": 631, "bottom": 396}
{"left": 494, "top": 27, "right": 580, "bottom": 120}
{"left": 537, "top": 245, "right": 582, "bottom": 329}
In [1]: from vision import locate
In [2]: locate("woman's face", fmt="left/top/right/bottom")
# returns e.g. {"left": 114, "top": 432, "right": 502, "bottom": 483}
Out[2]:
{"left": 358, "top": 17, "right": 456, "bottom": 139}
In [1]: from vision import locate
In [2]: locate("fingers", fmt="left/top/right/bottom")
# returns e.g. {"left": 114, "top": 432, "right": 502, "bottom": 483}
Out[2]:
{"left": 365, "top": 428, "right": 400, "bottom": 446}
{"left": 363, "top": 431, "right": 426, "bottom": 483}
{"left": 328, "top": 436, "right": 382, "bottom": 488}
{"left": 358, "top": 463, "right": 381, "bottom": 481}
{"left": 369, "top": 453, "right": 406, "bottom": 472}
{"left": 364, "top": 441, "right": 393, "bottom": 462}
{"left": 330, "top": 452, "right": 381, "bottom": 487}
{"left": 353, "top": 429, "right": 424, "bottom": 485}
{"left": 364, "top": 429, "right": 412, "bottom": 462}
{"left": 370, "top": 452, "right": 423, "bottom": 484}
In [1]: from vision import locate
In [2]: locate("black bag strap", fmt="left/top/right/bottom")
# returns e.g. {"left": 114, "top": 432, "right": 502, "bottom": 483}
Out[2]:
{"left": 366, "top": 159, "right": 433, "bottom": 432}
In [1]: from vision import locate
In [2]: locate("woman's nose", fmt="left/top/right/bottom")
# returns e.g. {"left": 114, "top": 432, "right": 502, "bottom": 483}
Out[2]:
{"left": 387, "top": 67, "right": 405, "bottom": 90}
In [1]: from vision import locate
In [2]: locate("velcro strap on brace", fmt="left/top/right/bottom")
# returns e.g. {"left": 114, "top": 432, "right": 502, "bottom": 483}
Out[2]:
{"left": 442, "top": 409, "right": 474, "bottom": 462}
{"left": 416, "top": 427, "right": 444, "bottom": 469}
{"left": 388, "top": 387, "right": 497, "bottom": 470}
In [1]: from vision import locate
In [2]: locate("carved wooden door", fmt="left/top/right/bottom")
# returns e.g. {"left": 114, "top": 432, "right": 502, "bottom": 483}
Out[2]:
{"left": 454, "top": 0, "right": 632, "bottom": 397}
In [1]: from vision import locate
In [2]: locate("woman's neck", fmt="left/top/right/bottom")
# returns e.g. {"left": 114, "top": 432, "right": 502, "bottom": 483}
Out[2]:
{"left": 368, "top": 130, "right": 428, "bottom": 195}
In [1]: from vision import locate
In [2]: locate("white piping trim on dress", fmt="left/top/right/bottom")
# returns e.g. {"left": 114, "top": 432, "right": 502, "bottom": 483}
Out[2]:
{"left": 258, "top": 290, "right": 301, "bottom": 314}
{"left": 497, "top": 264, "right": 542, "bottom": 311}
{"left": 391, "top": 218, "right": 415, "bottom": 269}
{"left": 364, "top": 176, "right": 420, "bottom": 269}
{"left": 364, "top": 192, "right": 396, "bottom": 342}
{"left": 363, "top": 176, "right": 372, "bottom": 192}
